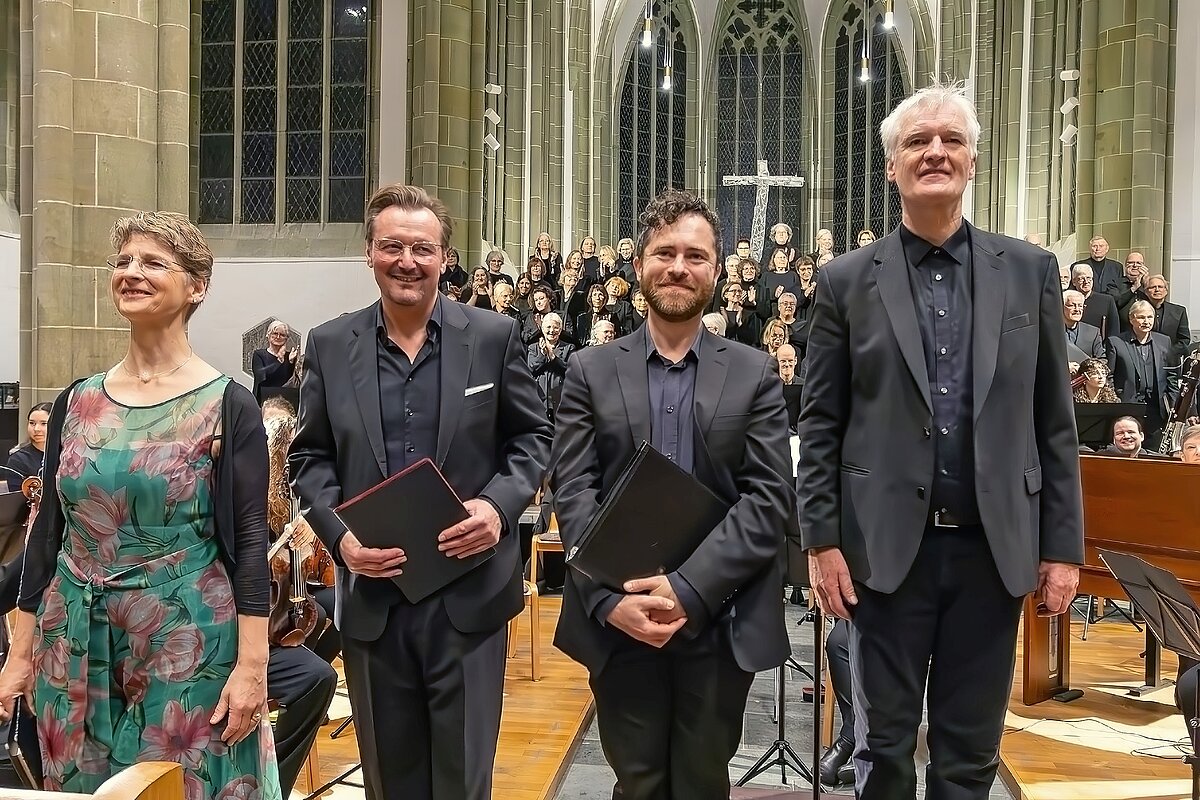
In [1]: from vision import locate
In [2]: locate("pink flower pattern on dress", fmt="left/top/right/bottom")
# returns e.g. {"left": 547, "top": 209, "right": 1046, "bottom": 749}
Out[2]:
{"left": 139, "top": 700, "right": 214, "bottom": 770}
{"left": 71, "top": 484, "right": 128, "bottom": 564}
{"left": 38, "top": 702, "right": 76, "bottom": 781}
{"left": 69, "top": 386, "right": 123, "bottom": 442}
{"left": 35, "top": 636, "right": 71, "bottom": 690}
{"left": 198, "top": 562, "right": 236, "bottom": 624}
{"left": 107, "top": 592, "right": 168, "bottom": 659}
{"left": 216, "top": 776, "right": 263, "bottom": 800}
{"left": 39, "top": 578, "right": 67, "bottom": 632}
{"left": 147, "top": 623, "right": 206, "bottom": 682}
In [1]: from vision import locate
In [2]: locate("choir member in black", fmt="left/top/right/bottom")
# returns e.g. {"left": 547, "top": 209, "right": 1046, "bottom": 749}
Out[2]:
{"left": 589, "top": 318, "right": 617, "bottom": 346}
{"left": 721, "top": 282, "right": 762, "bottom": 346}
{"left": 761, "top": 318, "right": 789, "bottom": 357}
{"left": 735, "top": 237, "right": 752, "bottom": 261}
{"left": 493, "top": 281, "right": 522, "bottom": 322}
{"left": 739, "top": 259, "right": 771, "bottom": 323}
{"left": 485, "top": 250, "right": 514, "bottom": 288}
{"left": 514, "top": 273, "right": 534, "bottom": 314}
{"left": 558, "top": 260, "right": 590, "bottom": 329}
{"left": 575, "top": 284, "right": 616, "bottom": 348}
{"left": 767, "top": 222, "right": 800, "bottom": 267}
{"left": 702, "top": 312, "right": 727, "bottom": 336}
{"left": 441, "top": 246, "right": 469, "bottom": 295}
{"left": 711, "top": 255, "right": 744, "bottom": 313}
{"left": 251, "top": 319, "right": 298, "bottom": 402}
{"left": 528, "top": 256, "right": 554, "bottom": 293}
{"left": 4, "top": 403, "right": 51, "bottom": 491}
{"left": 533, "top": 232, "right": 564, "bottom": 285}
{"left": 527, "top": 312, "right": 574, "bottom": 421}
{"left": 579, "top": 236, "right": 601, "bottom": 282}
{"left": 811, "top": 227, "right": 835, "bottom": 262}
{"left": 597, "top": 245, "right": 619, "bottom": 282}
{"left": 856, "top": 228, "right": 877, "bottom": 248}
{"left": 603, "top": 276, "right": 635, "bottom": 336}
{"left": 614, "top": 238, "right": 638, "bottom": 287}
{"left": 629, "top": 289, "right": 648, "bottom": 331}
{"left": 776, "top": 293, "right": 808, "bottom": 355}
{"left": 762, "top": 249, "right": 800, "bottom": 317}
{"left": 522, "top": 285, "right": 565, "bottom": 345}
{"left": 463, "top": 266, "right": 494, "bottom": 311}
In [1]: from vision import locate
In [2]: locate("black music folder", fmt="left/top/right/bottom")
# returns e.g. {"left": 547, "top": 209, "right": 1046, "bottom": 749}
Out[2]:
{"left": 333, "top": 458, "right": 491, "bottom": 603}
{"left": 565, "top": 441, "right": 729, "bottom": 591}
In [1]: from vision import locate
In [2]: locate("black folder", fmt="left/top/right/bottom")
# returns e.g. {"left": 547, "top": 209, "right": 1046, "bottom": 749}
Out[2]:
{"left": 333, "top": 458, "right": 491, "bottom": 603}
{"left": 565, "top": 442, "right": 728, "bottom": 591}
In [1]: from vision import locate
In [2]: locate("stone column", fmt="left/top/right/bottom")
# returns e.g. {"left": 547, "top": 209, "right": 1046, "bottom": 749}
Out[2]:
{"left": 972, "top": 0, "right": 1024, "bottom": 233}
{"left": 0, "top": 0, "right": 17, "bottom": 228}
{"left": 1075, "top": 0, "right": 1175, "bottom": 269}
{"left": 18, "top": 0, "right": 194, "bottom": 404}
{"left": 408, "top": 0, "right": 486, "bottom": 266}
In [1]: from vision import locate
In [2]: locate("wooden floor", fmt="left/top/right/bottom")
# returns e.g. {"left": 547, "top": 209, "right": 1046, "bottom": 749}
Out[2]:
{"left": 295, "top": 595, "right": 594, "bottom": 800}
{"left": 1000, "top": 614, "right": 1193, "bottom": 800}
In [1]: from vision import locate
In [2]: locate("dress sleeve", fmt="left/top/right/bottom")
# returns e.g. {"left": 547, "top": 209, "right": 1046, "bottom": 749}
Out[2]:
{"left": 223, "top": 384, "right": 271, "bottom": 615}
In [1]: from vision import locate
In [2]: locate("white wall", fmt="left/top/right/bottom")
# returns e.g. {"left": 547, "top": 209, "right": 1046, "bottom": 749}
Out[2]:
{"left": 0, "top": 231, "right": 18, "bottom": 382}
{"left": 187, "top": 257, "right": 380, "bottom": 389}
{"left": 1170, "top": 0, "right": 1200, "bottom": 336}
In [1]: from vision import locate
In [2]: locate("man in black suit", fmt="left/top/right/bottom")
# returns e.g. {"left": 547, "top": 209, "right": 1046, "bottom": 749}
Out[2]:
{"left": 553, "top": 189, "right": 794, "bottom": 800}
{"left": 1072, "top": 262, "right": 1121, "bottom": 338}
{"left": 1071, "top": 234, "right": 1124, "bottom": 295}
{"left": 1063, "top": 289, "right": 1106, "bottom": 365}
{"left": 798, "top": 84, "right": 1083, "bottom": 800}
{"left": 290, "top": 183, "right": 552, "bottom": 800}
{"left": 1142, "top": 274, "right": 1192, "bottom": 357}
{"left": 1107, "top": 299, "right": 1178, "bottom": 445}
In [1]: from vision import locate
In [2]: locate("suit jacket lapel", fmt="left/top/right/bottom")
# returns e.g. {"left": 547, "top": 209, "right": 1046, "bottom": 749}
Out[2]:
{"left": 875, "top": 234, "right": 933, "bottom": 413}
{"left": 695, "top": 331, "right": 729, "bottom": 436}
{"left": 971, "top": 228, "right": 1007, "bottom": 421}
{"left": 615, "top": 327, "right": 652, "bottom": 449}
{"left": 437, "top": 300, "right": 472, "bottom": 466}
{"left": 348, "top": 304, "right": 388, "bottom": 478}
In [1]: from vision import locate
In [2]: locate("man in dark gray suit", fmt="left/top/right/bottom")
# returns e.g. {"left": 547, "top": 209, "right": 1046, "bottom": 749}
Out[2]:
{"left": 798, "top": 84, "right": 1083, "bottom": 800}
{"left": 552, "top": 189, "right": 794, "bottom": 800}
{"left": 1063, "top": 289, "right": 1106, "bottom": 365}
{"left": 290, "top": 184, "right": 552, "bottom": 800}
{"left": 1107, "top": 299, "right": 1179, "bottom": 445}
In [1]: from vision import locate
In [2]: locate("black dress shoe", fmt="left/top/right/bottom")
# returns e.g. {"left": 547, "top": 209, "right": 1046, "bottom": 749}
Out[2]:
{"left": 819, "top": 736, "right": 854, "bottom": 786}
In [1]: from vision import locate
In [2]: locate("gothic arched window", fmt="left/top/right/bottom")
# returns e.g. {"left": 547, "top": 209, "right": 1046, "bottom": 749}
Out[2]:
{"left": 198, "top": 0, "right": 371, "bottom": 226}
{"left": 715, "top": 0, "right": 808, "bottom": 258}
{"left": 616, "top": 2, "right": 688, "bottom": 231}
{"left": 830, "top": 3, "right": 907, "bottom": 250}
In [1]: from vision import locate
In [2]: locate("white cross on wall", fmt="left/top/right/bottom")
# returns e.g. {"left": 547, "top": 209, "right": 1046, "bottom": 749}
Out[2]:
{"left": 722, "top": 160, "right": 806, "bottom": 262}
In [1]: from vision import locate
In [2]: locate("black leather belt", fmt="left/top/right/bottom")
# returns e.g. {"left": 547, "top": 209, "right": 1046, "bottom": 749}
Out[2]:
{"left": 930, "top": 509, "right": 981, "bottom": 528}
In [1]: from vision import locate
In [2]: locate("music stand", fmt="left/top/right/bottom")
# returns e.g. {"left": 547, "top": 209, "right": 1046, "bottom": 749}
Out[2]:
{"left": 1098, "top": 549, "right": 1200, "bottom": 800}
{"left": 1073, "top": 402, "right": 1146, "bottom": 451}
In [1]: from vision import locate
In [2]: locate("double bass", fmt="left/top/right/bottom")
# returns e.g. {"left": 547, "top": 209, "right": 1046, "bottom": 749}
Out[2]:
{"left": 265, "top": 413, "right": 335, "bottom": 647}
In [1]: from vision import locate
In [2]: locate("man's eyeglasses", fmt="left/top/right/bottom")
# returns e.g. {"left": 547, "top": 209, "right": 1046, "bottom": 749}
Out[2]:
{"left": 372, "top": 239, "right": 442, "bottom": 264}
{"left": 106, "top": 254, "right": 181, "bottom": 273}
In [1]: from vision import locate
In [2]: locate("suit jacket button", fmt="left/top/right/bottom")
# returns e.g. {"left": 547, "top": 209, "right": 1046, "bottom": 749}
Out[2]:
{"left": 923, "top": 427, "right": 931, "bottom": 438}
{"left": 917, "top": 487, "right": 926, "bottom": 499}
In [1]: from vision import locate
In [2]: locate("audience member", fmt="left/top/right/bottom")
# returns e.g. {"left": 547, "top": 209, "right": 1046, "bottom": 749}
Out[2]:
{"left": 604, "top": 276, "right": 635, "bottom": 335}
{"left": 763, "top": 248, "right": 800, "bottom": 314}
{"left": 1072, "top": 263, "right": 1121, "bottom": 337}
{"left": 558, "top": 259, "right": 589, "bottom": 324}
{"left": 812, "top": 227, "right": 835, "bottom": 261}
{"left": 735, "top": 237, "right": 752, "bottom": 261}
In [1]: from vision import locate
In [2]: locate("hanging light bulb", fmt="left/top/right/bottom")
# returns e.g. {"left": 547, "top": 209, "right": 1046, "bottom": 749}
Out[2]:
{"left": 883, "top": 0, "right": 895, "bottom": 29}
{"left": 662, "top": 63, "right": 673, "bottom": 91}
{"left": 642, "top": 5, "right": 653, "bottom": 48}
{"left": 859, "top": 55, "right": 871, "bottom": 82}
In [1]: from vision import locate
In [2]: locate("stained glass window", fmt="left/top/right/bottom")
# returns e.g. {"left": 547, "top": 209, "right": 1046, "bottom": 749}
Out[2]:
{"left": 616, "top": 1, "right": 688, "bottom": 232}
{"left": 831, "top": 3, "right": 906, "bottom": 250}
{"left": 198, "top": 0, "right": 371, "bottom": 225}
{"left": 715, "top": 0, "right": 807, "bottom": 258}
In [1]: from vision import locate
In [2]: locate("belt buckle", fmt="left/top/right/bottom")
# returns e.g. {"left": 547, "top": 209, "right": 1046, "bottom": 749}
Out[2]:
{"left": 933, "top": 509, "right": 958, "bottom": 528}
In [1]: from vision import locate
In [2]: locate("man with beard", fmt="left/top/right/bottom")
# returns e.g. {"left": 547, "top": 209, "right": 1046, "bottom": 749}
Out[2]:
{"left": 552, "top": 189, "right": 794, "bottom": 800}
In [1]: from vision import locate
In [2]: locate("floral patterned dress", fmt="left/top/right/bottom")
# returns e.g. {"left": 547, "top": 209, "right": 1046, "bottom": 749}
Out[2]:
{"left": 32, "top": 374, "right": 281, "bottom": 800}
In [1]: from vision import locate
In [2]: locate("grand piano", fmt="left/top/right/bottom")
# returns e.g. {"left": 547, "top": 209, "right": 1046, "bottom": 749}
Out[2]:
{"left": 1022, "top": 454, "right": 1200, "bottom": 704}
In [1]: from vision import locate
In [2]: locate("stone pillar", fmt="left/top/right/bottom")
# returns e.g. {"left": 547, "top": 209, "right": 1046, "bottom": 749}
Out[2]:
{"left": 408, "top": 0, "right": 486, "bottom": 266}
{"left": 18, "top": 0, "right": 194, "bottom": 404}
{"left": 1075, "top": 0, "right": 1175, "bottom": 269}
{"left": 528, "top": 0, "right": 565, "bottom": 248}
{"left": 972, "top": 0, "right": 1024, "bottom": 233}
{"left": 569, "top": 0, "right": 592, "bottom": 243}
{"left": 0, "top": 0, "right": 17, "bottom": 228}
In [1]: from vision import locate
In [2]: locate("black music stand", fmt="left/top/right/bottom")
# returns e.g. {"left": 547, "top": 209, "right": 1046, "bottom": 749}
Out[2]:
{"left": 1073, "top": 402, "right": 1146, "bottom": 451}
{"left": 1098, "top": 549, "right": 1200, "bottom": 800}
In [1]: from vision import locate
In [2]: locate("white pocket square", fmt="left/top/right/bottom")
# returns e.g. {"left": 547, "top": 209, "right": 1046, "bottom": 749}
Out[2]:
{"left": 464, "top": 383, "right": 494, "bottom": 397}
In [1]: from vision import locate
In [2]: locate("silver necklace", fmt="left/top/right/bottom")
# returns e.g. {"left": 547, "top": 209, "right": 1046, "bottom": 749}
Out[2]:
{"left": 121, "top": 352, "right": 194, "bottom": 384}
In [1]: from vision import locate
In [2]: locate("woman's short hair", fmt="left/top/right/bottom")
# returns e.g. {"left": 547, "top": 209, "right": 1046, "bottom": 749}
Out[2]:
{"left": 770, "top": 223, "right": 792, "bottom": 239}
{"left": 541, "top": 312, "right": 563, "bottom": 328}
{"left": 761, "top": 318, "right": 788, "bottom": 347}
{"left": 599, "top": 245, "right": 617, "bottom": 263}
{"left": 110, "top": 211, "right": 214, "bottom": 321}
{"left": 702, "top": 313, "right": 727, "bottom": 336}
{"left": 365, "top": 183, "right": 453, "bottom": 246}
{"left": 605, "top": 276, "right": 630, "bottom": 297}
{"left": 617, "top": 237, "right": 635, "bottom": 251}
{"left": 1180, "top": 424, "right": 1200, "bottom": 450}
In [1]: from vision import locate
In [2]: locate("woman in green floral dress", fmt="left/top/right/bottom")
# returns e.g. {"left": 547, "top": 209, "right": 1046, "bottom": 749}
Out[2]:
{"left": 0, "top": 212, "right": 279, "bottom": 800}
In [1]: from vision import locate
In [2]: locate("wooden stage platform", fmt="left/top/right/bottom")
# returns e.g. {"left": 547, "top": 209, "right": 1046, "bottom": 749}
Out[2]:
{"left": 1001, "top": 615, "right": 1193, "bottom": 800}
{"left": 297, "top": 595, "right": 594, "bottom": 800}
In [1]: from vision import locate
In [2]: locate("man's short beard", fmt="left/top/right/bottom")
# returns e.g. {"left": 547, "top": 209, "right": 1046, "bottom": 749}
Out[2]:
{"left": 643, "top": 281, "right": 715, "bottom": 323}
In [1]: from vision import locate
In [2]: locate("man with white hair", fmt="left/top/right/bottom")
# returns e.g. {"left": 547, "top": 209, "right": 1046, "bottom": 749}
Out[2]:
{"left": 1063, "top": 289, "right": 1105, "bottom": 364}
{"left": 799, "top": 83, "right": 1082, "bottom": 800}
{"left": 590, "top": 318, "right": 617, "bottom": 345}
{"left": 1071, "top": 262, "right": 1121, "bottom": 337}
{"left": 1071, "top": 234, "right": 1123, "bottom": 296}
{"left": 1107, "top": 299, "right": 1178, "bottom": 444}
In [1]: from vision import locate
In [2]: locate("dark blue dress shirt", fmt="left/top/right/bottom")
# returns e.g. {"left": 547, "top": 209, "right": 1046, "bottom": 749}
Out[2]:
{"left": 377, "top": 300, "right": 443, "bottom": 476}
{"left": 900, "top": 223, "right": 980, "bottom": 525}
{"left": 645, "top": 333, "right": 700, "bottom": 474}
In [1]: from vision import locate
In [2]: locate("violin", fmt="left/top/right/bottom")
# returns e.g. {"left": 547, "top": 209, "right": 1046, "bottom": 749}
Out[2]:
{"left": 267, "top": 517, "right": 332, "bottom": 647}
{"left": 20, "top": 474, "right": 42, "bottom": 540}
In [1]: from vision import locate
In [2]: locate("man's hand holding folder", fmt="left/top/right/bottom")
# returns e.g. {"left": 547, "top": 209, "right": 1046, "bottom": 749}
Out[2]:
{"left": 605, "top": 575, "right": 688, "bottom": 648}
{"left": 438, "top": 499, "right": 502, "bottom": 559}
{"left": 339, "top": 533, "right": 406, "bottom": 578}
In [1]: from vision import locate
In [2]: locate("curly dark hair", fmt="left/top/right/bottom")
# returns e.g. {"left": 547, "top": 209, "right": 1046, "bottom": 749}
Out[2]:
{"left": 635, "top": 189, "right": 722, "bottom": 264}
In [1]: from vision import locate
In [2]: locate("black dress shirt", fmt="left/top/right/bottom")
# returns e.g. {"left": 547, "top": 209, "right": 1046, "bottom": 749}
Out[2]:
{"left": 377, "top": 301, "right": 443, "bottom": 476}
{"left": 4, "top": 443, "right": 42, "bottom": 492}
{"left": 646, "top": 332, "right": 701, "bottom": 474}
{"left": 900, "top": 223, "right": 979, "bottom": 525}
